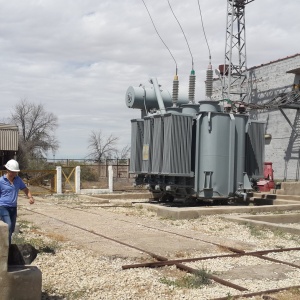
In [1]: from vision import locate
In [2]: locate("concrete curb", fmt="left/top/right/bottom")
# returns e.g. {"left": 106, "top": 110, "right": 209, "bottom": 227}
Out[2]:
{"left": 138, "top": 203, "right": 300, "bottom": 219}
{"left": 224, "top": 213, "right": 300, "bottom": 235}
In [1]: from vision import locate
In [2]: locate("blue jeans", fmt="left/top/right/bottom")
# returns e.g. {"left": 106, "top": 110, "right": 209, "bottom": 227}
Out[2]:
{"left": 0, "top": 206, "right": 17, "bottom": 245}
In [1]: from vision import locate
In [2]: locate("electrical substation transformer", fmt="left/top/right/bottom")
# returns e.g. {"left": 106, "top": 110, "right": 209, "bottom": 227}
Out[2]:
{"left": 125, "top": 81, "right": 265, "bottom": 204}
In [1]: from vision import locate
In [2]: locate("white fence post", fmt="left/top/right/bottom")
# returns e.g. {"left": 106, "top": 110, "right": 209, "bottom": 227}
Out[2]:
{"left": 56, "top": 166, "right": 62, "bottom": 194}
{"left": 75, "top": 166, "right": 81, "bottom": 194}
{"left": 108, "top": 166, "right": 113, "bottom": 193}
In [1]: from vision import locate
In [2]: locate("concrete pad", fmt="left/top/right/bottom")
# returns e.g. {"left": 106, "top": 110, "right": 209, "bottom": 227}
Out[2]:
{"left": 274, "top": 195, "right": 300, "bottom": 201}
{"left": 242, "top": 213, "right": 300, "bottom": 224}
{"left": 139, "top": 203, "right": 300, "bottom": 219}
{"left": 221, "top": 264, "right": 295, "bottom": 280}
{"left": 277, "top": 182, "right": 300, "bottom": 196}
{"left": 253, "top": 192, "right": 300, "bottom": 201}
{"left": 78, "top": 194, "right": 109, "bottom": 203}
{"left": 86, "top": 192, "right": 151, "bottom": 200}
{"left": 272, "top": 200, "right": 300, "bottom": 205}
{"left": 224, "top": 213, "right": 300, "bottom": 235}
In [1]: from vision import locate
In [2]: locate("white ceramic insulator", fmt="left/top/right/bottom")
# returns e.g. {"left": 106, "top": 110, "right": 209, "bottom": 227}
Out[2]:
{"left": 172, "top": 79, "right": 179, "bottom": 106}
{"left": 206, "top": 69, "right": 213, "bottom": 98}
{"left": 189, "top": 74, "right": 196, "bottom": 103}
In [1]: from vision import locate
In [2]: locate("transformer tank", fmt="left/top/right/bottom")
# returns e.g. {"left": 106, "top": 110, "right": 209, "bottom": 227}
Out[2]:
{"left": 126, "top": 84, "right": 264, "bottom": 203}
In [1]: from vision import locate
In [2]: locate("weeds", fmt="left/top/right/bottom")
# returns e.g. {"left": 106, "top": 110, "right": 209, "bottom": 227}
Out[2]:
{"left": 12, "top": 219, "right": 62, "bottom": 254}
{"left": 273, "top": 228, "right": 285, "bottom": 238}
{"left": 226, "top": 292, "right": 234, "bottom": 300}
{"left": 159, "top": 267, "right": 212, "bottom": 289}
{"left": 245, "top": 223, "right": 265, "bottom": 238}
{"left": 17, "top": 220, "right": 39, "bottom": 231}
{"left": 12, "top": 234, "right": 60, "bottom": 254}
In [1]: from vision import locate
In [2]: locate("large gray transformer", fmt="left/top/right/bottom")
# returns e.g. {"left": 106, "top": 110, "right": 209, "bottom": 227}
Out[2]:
{"left": 126, "top": 85, "right": 264, "bottom": 202}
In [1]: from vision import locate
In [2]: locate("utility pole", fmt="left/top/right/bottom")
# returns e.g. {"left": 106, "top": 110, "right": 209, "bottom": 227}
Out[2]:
{"left": 221, "top": 0, "right": 254, "bottom": 105}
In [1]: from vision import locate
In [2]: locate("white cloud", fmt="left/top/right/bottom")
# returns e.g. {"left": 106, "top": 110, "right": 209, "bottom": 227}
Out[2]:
{"left": 0, "top": 0, "right": 299, "bottom": 158}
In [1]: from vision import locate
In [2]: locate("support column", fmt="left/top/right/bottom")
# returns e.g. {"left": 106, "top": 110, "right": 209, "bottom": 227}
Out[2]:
{"left": 56, "top": 166, "right": 62, "bottom": 194}
{"left": 75, "top": 166, "right": 81, "bottom": 194}
{"left": 108, "top": 166, "right": 113, "bottom": 193}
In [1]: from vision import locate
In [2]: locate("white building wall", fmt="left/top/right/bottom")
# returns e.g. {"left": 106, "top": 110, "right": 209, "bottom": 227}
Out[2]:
{"left": 212, "top": 54, "right": 300, "bottom": 181}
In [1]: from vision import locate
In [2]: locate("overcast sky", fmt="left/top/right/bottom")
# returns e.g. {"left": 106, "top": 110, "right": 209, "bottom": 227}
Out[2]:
{"left": 0, "top": 0, "right": 299, "bottom": 159}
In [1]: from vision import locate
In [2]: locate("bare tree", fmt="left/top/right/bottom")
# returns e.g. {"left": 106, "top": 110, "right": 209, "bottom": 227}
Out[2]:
{"left": 114, "top": 145, "right": 131, "bottom": 160}
{"left": 10, "top": 99, "right": 59, "bottom": 167}
{"left": 87, "top": 130, "right": 119, "bottom": 162}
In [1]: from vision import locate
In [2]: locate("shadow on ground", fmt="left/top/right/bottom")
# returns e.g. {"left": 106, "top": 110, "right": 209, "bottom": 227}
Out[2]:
{"left": 42, "top": 292, "right": 65, "bottom": 300}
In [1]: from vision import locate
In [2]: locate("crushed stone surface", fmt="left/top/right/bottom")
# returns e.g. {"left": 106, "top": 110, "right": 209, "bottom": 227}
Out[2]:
{"left": 14, "top": 195, "right": 300, "bottom": 300}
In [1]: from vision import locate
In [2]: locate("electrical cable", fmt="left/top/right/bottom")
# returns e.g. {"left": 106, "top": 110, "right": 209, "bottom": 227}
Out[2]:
{"left": 167, "top": 0, "right": 194, "bottom": 70}
{"left": 197, "top": 0, "right": 211, "bottom": 62}
{"left": 247, "top": 90, "right": 300, "bottom": 111}
{"left": 197, "top": 0, "right": 213, "bottom": 99}
{"left": 141, "top": 0, "right": 178, "bottom": 75}
{"left": 167, "top": 0, "right": 196, "bottom": 103}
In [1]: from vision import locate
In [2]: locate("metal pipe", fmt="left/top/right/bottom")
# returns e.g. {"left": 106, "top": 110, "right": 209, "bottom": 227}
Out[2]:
{"left": 122, "top": 246, "right": 300, "bottom": 270}
{"left": 213, "top": 285, "right": 300, "bottom": 300}
{"left": 150, "top": 77, "right": 166, "bottom": 114}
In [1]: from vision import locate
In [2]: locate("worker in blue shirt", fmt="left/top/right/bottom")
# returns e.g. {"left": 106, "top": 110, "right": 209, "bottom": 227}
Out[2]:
{"left": 0, "top": 159, "right": 34, "bottom": 244}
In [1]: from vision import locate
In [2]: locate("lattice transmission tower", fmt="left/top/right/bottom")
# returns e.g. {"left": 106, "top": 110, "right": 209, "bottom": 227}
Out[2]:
{"left": 221, "top": 0, "right": 254, "bottom": 103}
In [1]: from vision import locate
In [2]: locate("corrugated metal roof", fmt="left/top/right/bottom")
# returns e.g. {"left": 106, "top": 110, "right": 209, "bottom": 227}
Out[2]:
{"left": 0, "top": 123, "right": 18, "bottom": 130}
{"left": 0, "top": 123, "right": 19, "bottom": 151}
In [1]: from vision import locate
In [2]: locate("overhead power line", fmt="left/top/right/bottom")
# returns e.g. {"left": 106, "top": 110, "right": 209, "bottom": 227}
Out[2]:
{"left": 167, "top": 0, "right": 194, "bottom": 70}
{"left": 197, "top": 0, "right": 211, "bottom": 62}
{"left": 141, "top": 0, "right": 178, "bottom": 74}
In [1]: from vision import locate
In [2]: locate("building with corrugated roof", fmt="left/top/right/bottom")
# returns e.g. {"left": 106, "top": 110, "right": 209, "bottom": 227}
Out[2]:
{"left": 0, "top": 123, "right": 19, "bottom": 169}
{"left": 212, "top": 53, "right": 300, "bottom": 181}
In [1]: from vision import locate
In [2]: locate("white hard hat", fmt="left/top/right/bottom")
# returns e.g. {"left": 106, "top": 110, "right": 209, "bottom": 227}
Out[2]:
{"left": 4, "top": 159, "right": 20, "bottom": 172}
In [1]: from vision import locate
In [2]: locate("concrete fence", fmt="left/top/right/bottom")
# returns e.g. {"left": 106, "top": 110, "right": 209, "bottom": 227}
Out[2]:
{"left": 56, "top": 165, "right": 114, "bottom": 195}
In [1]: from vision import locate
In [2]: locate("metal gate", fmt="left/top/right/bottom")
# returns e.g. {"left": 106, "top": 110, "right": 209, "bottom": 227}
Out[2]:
{"left": 0, "top": 167, "right": 77, "bottom": 195}
{"left": 61, "top": 166, "right": 76, "bottom": 193}
{"left": 0, "top": 169, "right": 57, "bottom": 195}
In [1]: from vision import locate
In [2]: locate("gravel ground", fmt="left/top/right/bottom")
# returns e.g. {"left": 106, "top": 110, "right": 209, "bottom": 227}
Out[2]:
{"left": 13, "top": 197, "right": 300, "bottom": 300}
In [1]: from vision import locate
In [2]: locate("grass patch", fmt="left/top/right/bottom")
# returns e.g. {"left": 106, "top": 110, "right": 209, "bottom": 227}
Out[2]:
{"left": 12, "top": 219, "right": 63, "bottom": 254}
{"left": 245, "top": 223, "right": 265, "bottom": 238}
{"left": 287, "top": 234, "right": 300, "bottom": 244}
{"left": 225, "top": 292, "right": 234, "bottom": 300}
{"left": 17, "top": 220, "right": 39, "bottom": 230}
{"left": 273, "top": 228, "right": 286, "bottom": 238}
{"left": 159, "top": 268, "right": 212, "bottom": 289}
{"left": 12, "top": 235, "right": 60, "bottom": 254}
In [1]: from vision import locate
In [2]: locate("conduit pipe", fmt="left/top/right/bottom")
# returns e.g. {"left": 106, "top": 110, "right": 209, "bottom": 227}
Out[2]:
{"left": 150, "top": 77, "right": 166, "bottom": 114}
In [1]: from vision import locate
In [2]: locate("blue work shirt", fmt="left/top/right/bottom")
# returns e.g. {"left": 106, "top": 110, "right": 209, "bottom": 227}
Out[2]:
{"left": 0, "top": 175, "right": 26, "bottom": 207}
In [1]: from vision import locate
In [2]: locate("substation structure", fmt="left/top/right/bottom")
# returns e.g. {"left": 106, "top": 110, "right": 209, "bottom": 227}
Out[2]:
{"left": 125, "top": 82, "right": 264, "bottom": 204}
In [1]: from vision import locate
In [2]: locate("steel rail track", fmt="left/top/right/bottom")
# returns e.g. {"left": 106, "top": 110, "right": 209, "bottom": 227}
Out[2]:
{"left": 212, "top": 285, "right": 300, "bottom": 300}
{"left": 24, "top": 207, "right": 248, "bottom": 291}
{"left": 122, "top": 246, "right": 300, "bottom": 269}
{"left": 52, "top": 204, "right": 300, "bottom": 271}
{"left": 24, "top": 208, "right": 167, "bottom": 261}
{"left": 24, "top": 203, "right": 300, "bottom": 298}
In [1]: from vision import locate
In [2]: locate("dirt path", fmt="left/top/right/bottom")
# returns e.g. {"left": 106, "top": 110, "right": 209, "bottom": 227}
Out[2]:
{"left": 18, "top": 196, "right": 253, "bottom": 260}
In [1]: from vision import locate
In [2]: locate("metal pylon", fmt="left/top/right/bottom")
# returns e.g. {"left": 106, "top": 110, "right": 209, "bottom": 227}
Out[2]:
{"left": 222, "top": 0, "right": 254, "bottom": 103}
